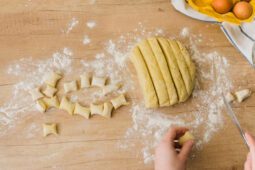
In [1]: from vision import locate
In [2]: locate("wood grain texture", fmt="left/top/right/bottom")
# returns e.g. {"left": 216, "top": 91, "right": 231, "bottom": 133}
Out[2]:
{"left": 0, "top": 0, "right": 255, "bottom": 169}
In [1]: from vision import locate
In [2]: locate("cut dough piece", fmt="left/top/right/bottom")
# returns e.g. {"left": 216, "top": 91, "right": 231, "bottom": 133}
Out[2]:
{"left": 43, "top": 123, "right": 58, "bottom": 137}
{"left": 43, "top": 85, "right": 57, "bottom": 97}
{"left": 36, "top": 99, "right": 47, "bottom": 113}
{"left": 177, "top": 41, "right": 196, "bottom": 83}
{"left": 29, "top": 87, "right": 44, "bottom": 101}
{"left": 102, "top": 83, "right": 122, "bottom": 95}
{"left": 235, "top": 89, "right": 252, "bottom": 103}
{"left": 44, "top": 72, "right": 62, "bottom": 87}
{"left": 74, "top": 103, "right": 90, "bottom": 119}
{"left": 90, "top": 103, "right": 104, "bottom": 115}
{"left": 91, "top": 76, "right": 107, "bottom": 87}
{"left": 148, "top": 37, "right": 178, "bottom": 105}
{"left": 110, "top": 94, "right": 129, "bottom": 109}
{"left": 59, "top": 96, "right": 75, "bottom": 115}
{"left": 64, "top": 80, "right": 78, "bottom": 93}
{"left": 158, "top": 37, "right": 188, "bottom": 102}
{"left": 80, "top": 73, "right": 91, "bottom": 88}
{"left": 130, "top": 47, "right": 158, "bottom": 108}
{"left": 225, "top": 92, "right": 235, "bottom": 103}
{"left": 43, "top": 96, "right": 60, "bottom": 109}
{"left": 178, "top": 131, "right": 195, "bottom": 146}
{"left": 138, "top": 40, "right": 170, "bottom": 107}
{"left": 102, "top": 102, "right": 113, "bottom": 118}
{"left": 169, "top": 40, "right": 193, "bottom": 95}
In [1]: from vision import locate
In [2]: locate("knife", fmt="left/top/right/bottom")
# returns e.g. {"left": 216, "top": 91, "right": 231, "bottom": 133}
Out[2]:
{"left": 222, "top": 95, "right": 249, "bottom": 149}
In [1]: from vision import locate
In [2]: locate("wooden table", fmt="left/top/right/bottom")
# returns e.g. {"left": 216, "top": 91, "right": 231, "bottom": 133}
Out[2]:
{"left": 0, "top": 0, "right": 255, "bottom": 169}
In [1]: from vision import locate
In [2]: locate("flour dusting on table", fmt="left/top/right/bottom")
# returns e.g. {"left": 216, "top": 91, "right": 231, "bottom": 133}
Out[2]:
{"left": 64, "top": 17, "right": 79, "bottom": 34}
{"left": 0, "top": 23, "right": 232, "bottom": 164}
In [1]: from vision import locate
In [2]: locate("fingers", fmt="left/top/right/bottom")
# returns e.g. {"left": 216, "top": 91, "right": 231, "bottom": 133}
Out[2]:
{"left": 245, "top": 132, "right": 255, "bottom": 149}
{"left": 244, "top": 152, "right": 251, "bottom": 170}
{"left": 178, "top": 140, "right": 194, "bottom": 161}
{"left": 162, "top": 127, "right": 189, "bottom": 143}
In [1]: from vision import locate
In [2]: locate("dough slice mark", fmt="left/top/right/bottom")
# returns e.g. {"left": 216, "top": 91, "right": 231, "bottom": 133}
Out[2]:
{"left": 157, "top": 37, "right": 188, "bottom": 102}
{"left": 138, "top": 40, "right": 170, "bottom": 107}
{"left": 168, "top": 40, "right": 193, "bottom": 95}
{"left": 148, "top": 37, "right": 178, "bottom": 105}
{"left": 130, "top": 47, "right": 159, "bottom": 108}
{"left": 177, "top": 41, "right": 196, "bottom": 88}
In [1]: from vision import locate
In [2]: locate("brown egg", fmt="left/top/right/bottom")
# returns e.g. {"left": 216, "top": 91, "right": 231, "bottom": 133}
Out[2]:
{"left": 233, "top": 1, "right": 253, "bottom": 20}
{"left": 211, "top": 0, "right": 233, "bottom": 14}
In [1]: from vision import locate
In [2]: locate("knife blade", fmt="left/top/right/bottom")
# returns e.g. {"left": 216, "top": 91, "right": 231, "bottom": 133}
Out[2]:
{"left": 222, "top": 95, "right": 249, "bottom": 149}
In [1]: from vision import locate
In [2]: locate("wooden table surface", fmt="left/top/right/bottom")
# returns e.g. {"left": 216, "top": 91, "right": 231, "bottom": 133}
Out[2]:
{"left": 0, "top": 0, "right": 255, "bottom": 169}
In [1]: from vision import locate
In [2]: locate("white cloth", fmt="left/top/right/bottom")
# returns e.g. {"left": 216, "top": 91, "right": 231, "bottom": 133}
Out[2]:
{"left": 171, "top": 0, "right": 255, "bottom": 67}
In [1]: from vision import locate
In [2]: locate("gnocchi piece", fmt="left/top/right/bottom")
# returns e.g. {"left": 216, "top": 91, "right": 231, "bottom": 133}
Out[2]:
{"left": 29, "top": 87, "right": 44, "bottom": 101}
{"left": 43, "top": 85, "right": 57, "bottom": 97}
{"left": 225, "top": 92, "right": 235, "bottom": 103}
{"left": 36, "top": 99, "right": 47, "bottom": 113}
{"left": 43, "top": 123, "right": 58, "bottom": 137}
{"left": 64, "top": 80, "right": 78, "bottom": 93}
{"left": 59, "top": 96, "right": 75, "bottom": 115}
{"left": 102, "top": 102, "right": 113, "bottom": 118}
{"left": 102, "top": 83, "right": 122, "bottom": 95}
{"left": 43, "top": 96, "right": 60, "bottom": 109}
{"left": 90, "top": 103, "right": 104, "bottom": 115}
{"left": 80, "top": 73, "right": 91, "bottom": 88}
{"left": 44, "top": 71, "right": 62, "bottom": 87}
{"left": 91, "top": 76, "right": 107, "bottom": 87}
{"left": 235, "top": 89, "right": 252, "bottom": 103}
{"left": 110, "top": 94, "right": 129, "bottom": 109}
{"left": 74, "top": 103, "right": 90, "bottom": 119}
{"left": 178, "top": 131, "right": 195, "bottom": 146}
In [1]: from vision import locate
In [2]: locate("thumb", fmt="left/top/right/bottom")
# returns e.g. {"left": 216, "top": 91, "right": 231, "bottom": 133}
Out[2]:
{"left": 178, "top": 140, "right": 194, "bottom": 161}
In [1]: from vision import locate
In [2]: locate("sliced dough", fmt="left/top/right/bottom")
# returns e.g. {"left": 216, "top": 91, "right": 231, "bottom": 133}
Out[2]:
{"left": 59, "top": 96, "right": 75, "bottom": 115}
{"left": 43, "top": 85, "right": 57, "bottom": 97}
{"left": 102, "top": 102, "right": 113, "bottom": 118}
{"left": 130, "top": 47, "right": 158, "bottom": 108}
{"left": 91, "top": 76, "right": 107, "bottom": 87}
{"left": 138, "top": 40, "right": 170, "bottom": 107}
{"left": 103, "top": 83, "right": 122, "bottom": 96}
{"left": 90, "top": 103, "right": 104, "bottom": 116}
{"left": 43, "top": 123, "right": 58, "bottom": 137}
{"left": 74, "top": 103, "right": 90, "bottom": 119}
{"left": 29, "top": 87, "right": 44, "bottom": 101}
{"left": 158, "top": 37, "right": 188, "bottom": 102}
{"left": 168, "top": 40, "right": 193, "bottom": 95}
{"left": 64, "top": 80, "right": 78, "bottom": 93}
{"left": 43, "top": 96, "right": 60, "bottom": 109}
{"left": 235, "top": 89, "right": 252, "bottom": 103}
{"left": 178, "top": 131, "right": 194, "bottom": 146}
{"left": 148, "top": 37, "right": 178, "bottom": 105}
{"left": 110, "top": 94, "right": 129, "bottom": 109}
{"left": 80, "top": 73, "right": 91, "bottom": 88}
{"left": 36, "top": 99, "right": 47, "bottom": 113}
{"left": 44, "top": 72, "right": 62, "bottom": 87}
{"left": 177, "top": 41, "right": 196, "bottom": 86}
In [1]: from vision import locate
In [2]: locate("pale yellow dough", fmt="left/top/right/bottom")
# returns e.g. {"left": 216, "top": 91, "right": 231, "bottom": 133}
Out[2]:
{"left": 148, "top": 37, "right": 178, "bottom": 105}
{"left": 43, "top": 123, "right": 58, "bottom": 137}
{"left": 178, "top": 131, "right": 195, "bottom": 146}
{"left": 130, "top": 47, "right": 158, "bottom": 108}
{"left": 138, "top": 40, "right": 170, "bottom": 107}
{"left": 130, "top": 37, "right": 196, "bottom": 108}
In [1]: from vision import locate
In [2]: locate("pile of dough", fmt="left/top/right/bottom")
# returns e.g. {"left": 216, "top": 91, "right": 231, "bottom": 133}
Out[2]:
{"left": 130, "top": 37, "right": 196, "bottom": 108}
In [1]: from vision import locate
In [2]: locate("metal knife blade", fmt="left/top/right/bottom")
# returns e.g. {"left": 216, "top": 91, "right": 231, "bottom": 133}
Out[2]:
{"left": 222, "top": 95, "right": 249, "bottom": 149}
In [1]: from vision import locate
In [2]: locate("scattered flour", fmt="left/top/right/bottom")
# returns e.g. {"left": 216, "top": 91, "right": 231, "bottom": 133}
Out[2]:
{"left": 83, "top": 35, "right": 91, "bottom": 45}
{"left": 65, "top": 17, "right": 79, "bottom": 34}
{"left": 180, "top": 27, "right": 190, "bottom": 38}
{"left": 0, "top": 23, "right": 232, "bottom": 165}
{"left": 86, "top": 20, "right": 96, "bottom": 29}
{"left": 0, "top": 48, "right": 73, "bottom": 136}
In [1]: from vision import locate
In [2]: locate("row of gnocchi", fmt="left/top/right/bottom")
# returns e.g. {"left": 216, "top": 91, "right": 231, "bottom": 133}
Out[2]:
{"left": 29, "top": 71, "right": 128, "bottom": 137}
{"left": 42, "top": 94, "right": 128, "bottom": 137}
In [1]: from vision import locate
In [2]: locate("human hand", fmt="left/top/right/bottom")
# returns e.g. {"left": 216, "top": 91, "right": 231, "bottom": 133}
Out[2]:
{"left": 154, "top": 127, "right": 194, "bottom": 170}
{"left": 244, "top": 132, "right": 255, "bottom": 170}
